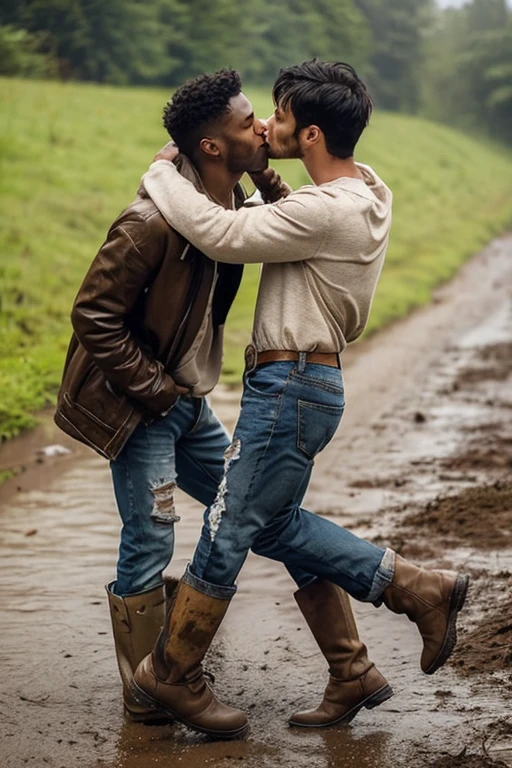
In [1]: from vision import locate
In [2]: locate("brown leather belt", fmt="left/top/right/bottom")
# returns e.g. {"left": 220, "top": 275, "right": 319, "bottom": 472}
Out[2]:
{"left": 246, "top": 347, "right": 340, "bottom": 369}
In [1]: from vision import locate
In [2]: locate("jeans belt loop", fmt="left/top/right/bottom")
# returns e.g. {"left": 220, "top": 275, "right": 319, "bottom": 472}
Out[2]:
{"left": 298, "top": 352, "right": 307, "bottom": 373}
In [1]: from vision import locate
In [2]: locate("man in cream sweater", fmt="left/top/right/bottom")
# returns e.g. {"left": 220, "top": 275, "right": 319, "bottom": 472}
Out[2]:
{"left": 131, "top": 60, "right": 469, "bottom": 739}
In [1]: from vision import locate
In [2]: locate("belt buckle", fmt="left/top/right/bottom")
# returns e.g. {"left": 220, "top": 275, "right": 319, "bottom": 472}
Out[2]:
{"left": 244, "top": 344, "right": 256, "bottom": 372}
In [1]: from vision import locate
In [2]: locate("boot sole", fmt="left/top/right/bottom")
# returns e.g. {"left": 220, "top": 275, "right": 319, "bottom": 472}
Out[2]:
{"left": 130, "top": 680, "right": 249, "bottom": 740}
{"left": 424, "top": 573, "right": 469, "bottom": 675}
{"left": 288, "top": 683, "right": 394, "bottom": 728}
{"left": 125, "top": 706, "right": 173, "bottom": 725}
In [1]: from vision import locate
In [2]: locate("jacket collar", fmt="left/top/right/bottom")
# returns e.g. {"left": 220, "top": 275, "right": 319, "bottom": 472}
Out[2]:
{"left": 173, "top": 153, "right": 207, "bottom": 192}
{"left": 175, "top": 153, "right": 246, "bottom": 208}
{"left": 139, "top": 153, "right": 246, "bottom": 209}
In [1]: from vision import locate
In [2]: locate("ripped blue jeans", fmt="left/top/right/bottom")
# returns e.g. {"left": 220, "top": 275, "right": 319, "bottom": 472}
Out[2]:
{"left": 187, "top": 359, "right": 394, "bottom": 604}
{"left": 109, "top": 394, "right": 330, "bottom": 597}
{"left": 110, "top": 397, "right": 230, "bottom": 596}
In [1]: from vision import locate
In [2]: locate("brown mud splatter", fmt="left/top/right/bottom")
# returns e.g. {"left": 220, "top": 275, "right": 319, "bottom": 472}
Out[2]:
{"left": 453, "top": 587, "right": 512, "bottom": 681}
{"left": 402, "top": 481, "right": 512, "bottom": 550}
{"left": 453, "top": 342, "right": 512, "bottom": 387}
{"left": 427, "top": 720, "right": 512, "bottom": 767}
{"left": 440, "top": 433, "right": 512, "bottom": 473}
{"left": 430, "top": 756, "right": 508, "bottom": 768}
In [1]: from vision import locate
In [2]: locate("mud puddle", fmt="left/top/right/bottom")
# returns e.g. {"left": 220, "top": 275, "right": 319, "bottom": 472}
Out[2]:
{"left": 1, "top": 235, "right": 512, "bottom": 768}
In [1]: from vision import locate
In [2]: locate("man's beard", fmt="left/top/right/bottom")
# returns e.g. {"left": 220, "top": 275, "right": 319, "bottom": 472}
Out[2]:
{"left": 268, "top": 136, "right": 303, "bottom": 160}
{"left": 227, "top": 144, "right": 269, "bottom": 174}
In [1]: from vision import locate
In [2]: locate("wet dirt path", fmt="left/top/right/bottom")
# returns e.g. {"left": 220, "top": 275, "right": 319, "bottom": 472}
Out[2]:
{"left": 1, "top": 235, "right": 511, "bottom": 768}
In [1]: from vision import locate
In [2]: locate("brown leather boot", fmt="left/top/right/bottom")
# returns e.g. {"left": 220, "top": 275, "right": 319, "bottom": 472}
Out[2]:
{"left": 131, "top": 579, "right": 248, "bottom": 738}
{"left": 106, "top": 578, "right": 178, "bottom": 722}
{"left": 289, "top": 579, "right": 393, "bottom": 727}
{"left": 381, "top": 555, "right": 469, "bottom": 674}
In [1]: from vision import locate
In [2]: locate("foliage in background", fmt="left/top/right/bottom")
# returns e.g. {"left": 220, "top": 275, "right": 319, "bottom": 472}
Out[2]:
{"left": 0, "top": 0, "right": 369, "bottom": 84}
{"left": 0, "top": 24, "right": 56, "bottom": 78}
{"left": 2, "top": 0, "right": 511, "bottom": 143}
{"left": 1, "top": 78, "right": 512, "bottom": 440}
{"left": 422, "top": 0, "right": 512, "bottom": 143}
{"left": 353, "top": 0, "right": 434, "bottom": 113}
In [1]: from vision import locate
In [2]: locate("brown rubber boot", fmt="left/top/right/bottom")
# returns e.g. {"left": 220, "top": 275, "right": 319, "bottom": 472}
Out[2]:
{"left": 131, "top": 579, "right": 248, "bottom": 738}
{"left": 106, "top": 578, "right": 178, "bottom": 722}
{"left": 381, "top": 555, "right": 469, "bottom": 674}
{"left": 289, "top": 579, "right": 393, "bottom": 727}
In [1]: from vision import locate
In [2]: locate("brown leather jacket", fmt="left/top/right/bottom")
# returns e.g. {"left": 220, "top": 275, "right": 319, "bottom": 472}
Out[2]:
{"left": 54, "top": 156, "right": 245, "bottom": 460}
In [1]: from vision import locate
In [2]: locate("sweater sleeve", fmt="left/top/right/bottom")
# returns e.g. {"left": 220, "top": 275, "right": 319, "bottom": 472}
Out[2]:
{"left": 142, "top": 160, "right": 331, "bottom": 264}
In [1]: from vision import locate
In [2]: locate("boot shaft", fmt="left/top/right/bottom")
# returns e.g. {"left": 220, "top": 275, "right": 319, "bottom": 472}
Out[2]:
{"left": 158, "top": 579, "right": 232, "bottom": 681}
{"left": 381, "top": 555, "right": 469, "bottom": 674}
{"left": 106, "top": 579, "right": 178, "bottom": 720}
{"left": 382, "top": 557, "right": 456, "bottom": 620}
{"left": 294, "top": 579, "right": 371, "bottom": 679}
{"left": 132, "top": 578, "right": 248, "bottom": 737}
{"left": 106, "top": 581, "right": 169, "bottom": 681}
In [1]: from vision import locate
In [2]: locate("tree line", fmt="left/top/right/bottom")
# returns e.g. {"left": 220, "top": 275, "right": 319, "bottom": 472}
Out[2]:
{"left": 421, "top": 0, "right": 512, "bottom": 143}
{"left": 1, "top": 0, "right": 511, "bottom": 143}
{"left": 0, "top": 0, "right": 370, "bottom": 84}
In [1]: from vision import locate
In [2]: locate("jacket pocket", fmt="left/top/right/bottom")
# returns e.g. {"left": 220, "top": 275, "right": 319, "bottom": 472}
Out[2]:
{"left": 297, "top": 400, "right": 344, "bottom": 460}
{"left": 64, "top": 392, "right": 116, "bottom": 434}
{"left": 55, "top": 337, "right": 142, "bottom": 459}
{"left": 74, "top": 365, "right": 126, "bottom": 430}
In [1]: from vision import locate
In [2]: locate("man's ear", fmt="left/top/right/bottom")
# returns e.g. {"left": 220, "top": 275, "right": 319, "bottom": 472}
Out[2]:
{"left": 199, "top": 137, "right": 221, "bottom": 159}
{"left": 303, "top": 125, "right": 321, "bottom": 146}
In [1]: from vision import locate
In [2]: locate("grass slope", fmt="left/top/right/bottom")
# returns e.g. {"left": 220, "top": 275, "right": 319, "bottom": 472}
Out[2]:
{"left": 1, "top": 78, "right": 512, "bottom": 439}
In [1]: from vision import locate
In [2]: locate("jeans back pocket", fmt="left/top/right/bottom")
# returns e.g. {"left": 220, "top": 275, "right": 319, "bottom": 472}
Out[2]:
{"left": 297, "top": 400, "right": 344, "bottom": 460}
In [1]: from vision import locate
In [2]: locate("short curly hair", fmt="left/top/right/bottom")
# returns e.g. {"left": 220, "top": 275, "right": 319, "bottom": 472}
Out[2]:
{"left": 163, "top": 69, "right": 242, "bottom": 158}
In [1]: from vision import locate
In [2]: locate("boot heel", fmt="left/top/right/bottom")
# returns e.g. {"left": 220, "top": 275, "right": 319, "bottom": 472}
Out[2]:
{"left": 365, "top": 684, "right": 394, "bottom": 709}
{"left": 130, "top": 680, "right": 160, "bottom": 711}
{"left": 452, "top": 574, "right": 469, "bottom": 613}
{"left": 425, "top": 573, "right": 470, "bottom": 675}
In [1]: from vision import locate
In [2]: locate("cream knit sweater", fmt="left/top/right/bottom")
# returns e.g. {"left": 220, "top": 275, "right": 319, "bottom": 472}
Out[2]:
{"left": 143, "top": 160, "right": 392, "bottom": 353}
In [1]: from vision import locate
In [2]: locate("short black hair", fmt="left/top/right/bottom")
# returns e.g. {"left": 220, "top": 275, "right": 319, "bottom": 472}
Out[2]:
{"left": 272, "top": 60, "right": 373, "bottom": 159}
{"left": 163, "top": 68, "right": 242, "bottom": 157}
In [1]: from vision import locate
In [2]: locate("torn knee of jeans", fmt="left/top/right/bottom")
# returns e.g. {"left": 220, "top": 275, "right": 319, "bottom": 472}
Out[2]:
{"left": 150, "top": 480, "right": 181, "bottom": 524}
{"left": 208, "top": 439, "right": 241, "bottom": 541}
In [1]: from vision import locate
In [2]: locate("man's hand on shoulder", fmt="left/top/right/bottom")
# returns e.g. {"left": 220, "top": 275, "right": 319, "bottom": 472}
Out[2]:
{"left": 152, "top": 141, "right": 179, "bottom": 164}
{"left": 138, "top": 141, "right": 179, "bottom": 198}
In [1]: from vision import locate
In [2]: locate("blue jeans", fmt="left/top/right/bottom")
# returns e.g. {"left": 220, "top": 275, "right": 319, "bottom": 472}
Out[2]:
{"left": 110, "top": 397, "right": 229, "bottom": 596}
{"left": 187, "top": 359, "right": 394, "bottom": 604}
{"left": 110, "top": 395, "right": 323, "bottom": 597}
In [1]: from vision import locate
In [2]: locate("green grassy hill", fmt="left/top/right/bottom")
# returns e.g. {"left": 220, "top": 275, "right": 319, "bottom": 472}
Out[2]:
{"left": 1, "top": 77, "right": 512, "bottom": 441}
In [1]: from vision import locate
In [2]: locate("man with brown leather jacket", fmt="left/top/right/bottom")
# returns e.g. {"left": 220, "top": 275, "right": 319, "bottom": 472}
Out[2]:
{"left": 55, "top": 68, "right": 388, "bottom": 729}
{"left": 55, "top": 69, "right": 276, "bottom": 722}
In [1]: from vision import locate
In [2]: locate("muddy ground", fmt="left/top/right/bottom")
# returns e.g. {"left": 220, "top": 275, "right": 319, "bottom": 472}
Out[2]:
{"left": 1, "top": 235, "right": 511, "bottom": 768}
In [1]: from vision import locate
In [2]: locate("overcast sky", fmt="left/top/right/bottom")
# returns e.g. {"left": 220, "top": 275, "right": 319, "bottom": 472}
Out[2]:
{"left": 437, "top": 0, "right": 511, "bottom": 5}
